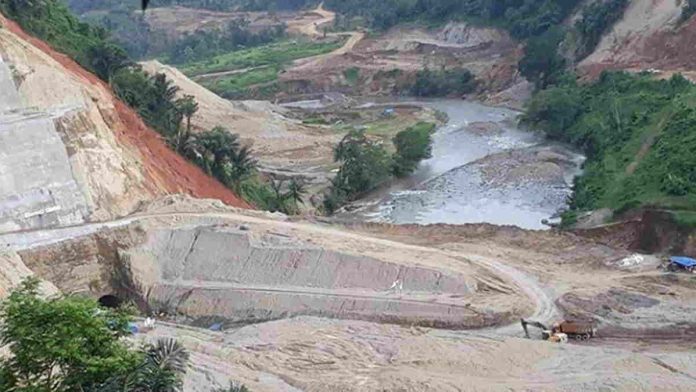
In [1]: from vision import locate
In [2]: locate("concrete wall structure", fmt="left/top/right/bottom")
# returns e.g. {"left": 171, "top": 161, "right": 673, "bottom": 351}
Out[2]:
{"left": 0, "top": 59, "right": 88, "bottom": 232}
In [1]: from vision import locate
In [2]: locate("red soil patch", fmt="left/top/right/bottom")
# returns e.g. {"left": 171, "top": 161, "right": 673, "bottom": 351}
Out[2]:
{"left": 0, "top": 15, "right": 251, "bottom": 209}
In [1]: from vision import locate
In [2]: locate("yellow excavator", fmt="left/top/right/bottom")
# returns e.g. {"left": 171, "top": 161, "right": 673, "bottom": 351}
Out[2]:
{"left": 521, "top": 319, "right": 596, "bottom": 342}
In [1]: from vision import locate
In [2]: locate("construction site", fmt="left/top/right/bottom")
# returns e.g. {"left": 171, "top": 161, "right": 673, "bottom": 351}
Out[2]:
{"left": 1, "top": 0, "right": 696, "bottom": 391}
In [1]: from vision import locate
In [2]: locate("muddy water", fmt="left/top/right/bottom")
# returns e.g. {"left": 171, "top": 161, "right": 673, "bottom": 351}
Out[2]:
{"left": 344, "top": 100, "right": 584, "bottom": 230}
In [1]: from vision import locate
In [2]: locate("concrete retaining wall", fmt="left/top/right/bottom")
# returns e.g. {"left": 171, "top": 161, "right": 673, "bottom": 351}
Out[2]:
{"left": 0, "top": 59, "right": 88, "bottom": 233}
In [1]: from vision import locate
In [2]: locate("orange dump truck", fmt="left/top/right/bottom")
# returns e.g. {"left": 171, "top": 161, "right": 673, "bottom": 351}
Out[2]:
{"left": 552, "top": 321, "right": 596, "bottom": 341}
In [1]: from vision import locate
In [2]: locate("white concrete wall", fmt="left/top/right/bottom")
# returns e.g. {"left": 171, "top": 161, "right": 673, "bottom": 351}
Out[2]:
{"left": 0, "top": 59, "right": 89, "bottom": 232}
{"left": 0, "top": 58, "right": 20, "bottom": 112}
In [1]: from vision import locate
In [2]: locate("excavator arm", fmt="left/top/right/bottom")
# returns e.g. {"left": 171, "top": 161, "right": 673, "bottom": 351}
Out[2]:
{"left": 520, "top": 318, "right": 549, "bottom": 339}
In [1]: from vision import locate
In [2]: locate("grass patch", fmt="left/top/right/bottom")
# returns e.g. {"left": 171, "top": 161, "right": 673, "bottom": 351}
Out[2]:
{"left": 343, "top": 67, "right": 360, "bottom": 85}
{"left": 180, "top": 39, "right": 345, "bottom": 77}
{"left": 672, "top": 210, "right": 696, "bottom": 228}
{"left": 200, "top": 66, "right": 280, "bottom": 97}
{"left": 302, "top": 117, "right": 330, "bottom": 125}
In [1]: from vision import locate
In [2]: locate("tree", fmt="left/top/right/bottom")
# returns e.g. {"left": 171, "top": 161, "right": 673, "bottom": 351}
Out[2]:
{"left": 392, "top": 123, "right": 434, "bottom": 177}
{"left": 173, "top": 95, "right": 199, "bottom": 153}
{"left": 0, "top": 279, "right": 140, "bottom": 392}
{"left": 0, "top": 279, "right": 190, "bottom": 392}
{"left": 225, "top": 144, "right": 257, "bottom": 192}
{"left": 286, "top": 179, "right": 306, "bottom": 208}
{"left": 88, "top": 40, "right": 132, "bottom": 82}
{"left": 324, "top": 130, "right": 393, "bottom": 213}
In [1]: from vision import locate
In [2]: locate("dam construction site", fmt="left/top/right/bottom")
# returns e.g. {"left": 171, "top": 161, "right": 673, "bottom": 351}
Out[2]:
{"left": 1, "top": 0, "right": 696, "bottom": 391}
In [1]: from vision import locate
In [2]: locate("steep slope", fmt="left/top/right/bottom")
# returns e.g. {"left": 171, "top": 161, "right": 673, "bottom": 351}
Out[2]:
{"left": 580, "top": 0, "right": 696, "bottom": 78}
{"left": 140, "top": 60, "right": 341, "bottom": 187}
{"left": 0, "top": 14, "right": 249, "bottom": 232}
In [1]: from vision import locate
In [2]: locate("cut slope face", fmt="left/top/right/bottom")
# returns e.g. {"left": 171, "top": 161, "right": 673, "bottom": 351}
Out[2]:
{"left": 9, "top": 209, "right": 528, "bottom": 330}
{"left": 0, "top": 15, "right": 248, "bottom": 233}
{"left": 0, "top": 110, "right": 89, "bottom": 232}
{"left": 580, "top": 0, "right": 696, "bottom": 77}
{"left": 127, "top": 225, "right": 494, "bottom": 328}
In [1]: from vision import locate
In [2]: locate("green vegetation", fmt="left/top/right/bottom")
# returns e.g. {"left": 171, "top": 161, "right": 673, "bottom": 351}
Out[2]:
{"left": 343, "top": 67, "right": 360, "bottom": 85}
{"left": 181, "top": 39, "right": 343, "bottom": 98}
{"left": 323, "top": 130, "right": 394, "bottom": 213}
{"left": 409, "top": 68, "right": 478, "bottom": 97}
{"left": 167, "top": 19, "right": 286, "bottom": 64}
{"left": 202, "top": 66, "right": 281, "bottom": 98}
{"left": 574, "top": 0, "right": 630, "bottom": 59}
{"left": 323, "top": 0, "right": 582, "bottom": 38}
{"left": 0, "top": 279, "right": 187, "bottom": 391}
{"left": 392, "top": 122, "right": 435, "bottom": 177}
{"left": 323, "top": 123, "right": 435, "bottom": 213}
{"left": 182, "top": 39, "right": 343, "bottom": 76}
{"left": 522, "top": 71, "right": 696, "bottom": 225}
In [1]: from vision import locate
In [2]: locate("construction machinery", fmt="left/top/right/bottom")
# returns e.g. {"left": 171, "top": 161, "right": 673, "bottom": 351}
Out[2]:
{"left": 521, "top": 319, "right": 596, "bottom": 342}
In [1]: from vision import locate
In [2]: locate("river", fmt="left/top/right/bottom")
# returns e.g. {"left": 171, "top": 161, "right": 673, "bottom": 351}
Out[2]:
{"left": 340, "top": 100, "right": 584, "bottom": 230}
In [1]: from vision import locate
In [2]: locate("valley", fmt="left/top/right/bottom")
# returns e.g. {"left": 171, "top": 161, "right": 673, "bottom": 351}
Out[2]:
{"left": 0, "top": 0, "right": 695, "bottom": 391}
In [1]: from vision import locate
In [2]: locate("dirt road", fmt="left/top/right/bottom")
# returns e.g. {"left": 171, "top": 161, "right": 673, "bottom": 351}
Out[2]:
{"left": 294, "top": 3, "right": 335, "bottom": 37}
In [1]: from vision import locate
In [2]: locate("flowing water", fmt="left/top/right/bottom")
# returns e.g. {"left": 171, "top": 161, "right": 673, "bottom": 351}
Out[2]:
{"left": 342, "top": 100, "right": 584, "bottom": 230}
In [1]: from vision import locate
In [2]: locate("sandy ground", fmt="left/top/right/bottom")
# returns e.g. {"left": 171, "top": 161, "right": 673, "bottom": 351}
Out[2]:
{"left": 140, "top": 60, "right": 340, "bottom": 188}
{"left": 1, "top": 195, "right": 695, "bottom": 390}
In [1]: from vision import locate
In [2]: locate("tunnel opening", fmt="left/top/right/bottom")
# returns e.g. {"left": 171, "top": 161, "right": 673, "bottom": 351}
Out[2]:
{"left": 98, "top": 294, "right": 123, "bottom": 309}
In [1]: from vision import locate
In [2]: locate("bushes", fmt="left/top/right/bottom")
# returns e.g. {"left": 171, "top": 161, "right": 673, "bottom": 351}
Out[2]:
{"left": 392, "top": 122, "right": 435, "bottom": 177}
{"left": 0, "top": 279, "right": 189, "bottom": 392}
{"left": 574, "top": 0, "right": 630, "bottom": 59}
{"left": 523, "top": 71, "right": 696, "bottom": 221}
{"left": 324, "top": 124, "right": 436, "bottom": 213}
{"left": 409, "top": 68, "right": 478, "bottom": 97}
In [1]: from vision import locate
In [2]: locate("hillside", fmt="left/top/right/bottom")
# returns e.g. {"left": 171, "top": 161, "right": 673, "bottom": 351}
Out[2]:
{"left": 1, "top": 1, "right": 696, "bottom": 391}
{"left": 0, "top": 13, "right": 249, "bottom": 232}
{"left": 580, "top": 0, "right": 696, "bottom": 79}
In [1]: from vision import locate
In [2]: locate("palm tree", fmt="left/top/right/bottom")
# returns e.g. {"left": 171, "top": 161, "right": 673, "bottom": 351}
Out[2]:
{"left": 96, "top": 338, "right": 189, "bottom": 392}
{"left": 285, "top": 179, "right": 307, "bottom": 208}
{"left": 226, "top": 145, "right": 257, "bottom": 191}
{"left": 174, "top": 95, "right": 199, "bottom": 153}
{"left": 177, "top": 95, "right": 198, "bottom": 135}
{"left": 141, "top": 338, "right": 189, "bottom": 392}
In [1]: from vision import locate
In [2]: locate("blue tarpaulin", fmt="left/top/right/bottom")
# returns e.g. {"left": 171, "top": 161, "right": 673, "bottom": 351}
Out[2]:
{"left": 670, "top": 256, "right": 696, "bottom": 268}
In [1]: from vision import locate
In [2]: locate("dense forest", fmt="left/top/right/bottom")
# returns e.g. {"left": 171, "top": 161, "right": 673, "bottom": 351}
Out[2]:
{"left": 523, "top": 72, "right": 696, "bottom": 226}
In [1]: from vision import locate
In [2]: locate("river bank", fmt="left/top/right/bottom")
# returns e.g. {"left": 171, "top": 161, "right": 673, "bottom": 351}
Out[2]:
{"left": 331, "top": 99, "right": 584, "bottom": 230}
